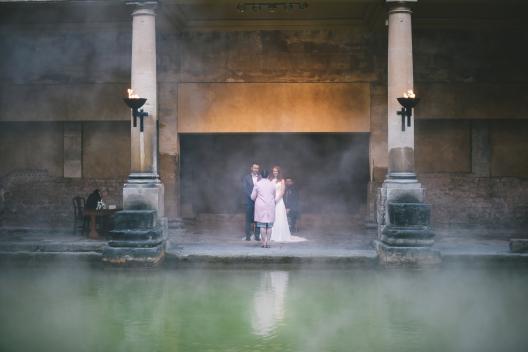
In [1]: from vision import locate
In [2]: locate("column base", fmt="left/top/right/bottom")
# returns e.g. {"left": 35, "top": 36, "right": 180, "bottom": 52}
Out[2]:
{"left": 127, "top": 172, "right": 161, "bottom": 183}
{"left": 374, "top": 240, "right": 441, "bottom": 266}
{"left": 102, "top": 209, "right": 167, "bottom": 267}
{"left": 113, "top": 176, "right": 166, "bottom": 267}
{"left": 387, "top": 171, "right": 417, "bottom": 181}
{"left": 102, "top": 244, "right": 165, "bottom": 266}
{"left": 377, "top": 178, "right": 425, "bottom": 233}
{"left": 380, "top": 225, "right": 434, "bottom": 246}
{"left": 123, "top": 176, "right": 164, "bottom": 218}
{"left": 377, "top": 177, "right": 436, "bottom": 247}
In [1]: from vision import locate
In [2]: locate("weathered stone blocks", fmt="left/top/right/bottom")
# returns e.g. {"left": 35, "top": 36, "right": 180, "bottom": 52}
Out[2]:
{"left": 374, "top": 240, "right": 441, "bottom": 266}
{"left": 510, "top": 239, "right": 528, "bottom": 253}
{"left": 376, "top": 179, "right": 439, "bottom": 265}
{"left": 102, "top": 209, "right": 165, "bottom": 266}
{"left": 381, "top": 202, "right": 435, "bottom": 246}
{"left": 123, "top": 182, "right": 165, "bottom": 218}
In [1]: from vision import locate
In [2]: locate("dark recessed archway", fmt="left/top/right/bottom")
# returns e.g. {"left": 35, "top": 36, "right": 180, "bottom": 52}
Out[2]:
{"left": 180, "top": 133, "right": 369, "bottom": 215}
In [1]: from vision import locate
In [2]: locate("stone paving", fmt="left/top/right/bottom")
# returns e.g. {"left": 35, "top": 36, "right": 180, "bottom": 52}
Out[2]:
{"left": 1, "top": 221, "right": 527, "bottom": 266}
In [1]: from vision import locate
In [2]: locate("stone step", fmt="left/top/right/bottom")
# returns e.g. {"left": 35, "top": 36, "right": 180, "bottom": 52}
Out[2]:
{"left": 112, "top": 210, "right": 157, "bottom": 230}
{"left": 510, "top": 239, "right": 528, "bottom": 253}
{"left": 388, "top": 203, "right": 431, "bottom": 226}
{"left": 382, "top": 225, "right": 435, "bottom": 239}
{"left": 109, "top": 227, "right": 163, "bottom": 241}
{"left": 102, "top": 245, "right": 164, "bottom": 265}
{"left": 108, "top": 238, "right": 164, "bottom": 248}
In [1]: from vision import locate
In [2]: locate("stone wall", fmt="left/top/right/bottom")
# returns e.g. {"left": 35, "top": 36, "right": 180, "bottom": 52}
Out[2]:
{"left": 415, "top": 119, "right": 472, "bottom": 174}
{"left": 368, "top": 173, "right": 528, "bottom": 229}
{"left": 421, "top": 174, "right": 528, "bottom": 229}
{"left": 0, "top": 122, "right": 64, "bottom": 177}
{"left": 0, "top": 3, "right": 527, "bottom": 228}
{"left": 0, "top": 121, "right": 130, "bottom": 179}
{"left": 369, "top": 118, "right": 528, "bottom": 229}
{"left": 156, "top": 29, "right": 384, "bottom": 220}
{"left": 0, "top": 170, "right": 125, "bottom": 228}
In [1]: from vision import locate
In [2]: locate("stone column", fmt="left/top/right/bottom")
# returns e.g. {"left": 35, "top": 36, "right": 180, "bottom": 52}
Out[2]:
{"left": 104, "top": 1, "right": 166, "bottom": 266}
{"left": 129, "top": 1, "right": 158, "bottom": 178}
{"left": 376, "top": 0, "right": 439, "bottom": 265}
{"left": 387, "top": 0, "right": 416, "bottom": 180}
{"left": 123, "top": 1, "right": 164, "bottom": 218}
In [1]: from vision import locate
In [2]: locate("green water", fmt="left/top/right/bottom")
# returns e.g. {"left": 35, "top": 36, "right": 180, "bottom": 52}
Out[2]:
{"left": 1, "top": 265, "right": 527, "bottom": 352}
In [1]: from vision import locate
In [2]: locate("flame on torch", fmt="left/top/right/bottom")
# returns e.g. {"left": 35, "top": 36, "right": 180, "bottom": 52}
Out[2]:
{"left": 403, "top": 89, "right": 415, "bottom": 99}
{"left": 127, "top": 89, "right": 139, "bottom": 99}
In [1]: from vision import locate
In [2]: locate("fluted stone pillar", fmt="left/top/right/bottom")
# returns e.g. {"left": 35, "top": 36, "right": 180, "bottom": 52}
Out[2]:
{"left": 376, "top": 0, "right": 439, "bottom": 265}
{"left": 123, "top": 1, "right": 164, "bottom": 218}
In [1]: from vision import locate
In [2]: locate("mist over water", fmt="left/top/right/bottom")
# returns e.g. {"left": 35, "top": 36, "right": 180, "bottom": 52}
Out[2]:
{"left": 1, "top": 264, "right": 528, "bottom": 352}
{"left": 2, "top": 4, "right": 527, "bottom": 351}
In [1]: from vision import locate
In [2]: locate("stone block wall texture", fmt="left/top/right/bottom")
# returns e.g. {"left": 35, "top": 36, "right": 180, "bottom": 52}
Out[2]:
{"left": 82, "top": 122, "right": 131, "bottom": 179}
{"left": 415, "top": 120, "right": 472, "bottom": 174}
{"left": 0, "top": 122, "right": 64, "bottom": 177}
{"left": 369, "top": 174, "right": 528, "bottom": 229}
{"left": 0, "top": 170, "right": 125, "bottom": 228}
{"left": 421, "top": 174, "right": 528, "bottom": 229}
{"left": 489, "top": 120, "right": 528, "bottom": 177}
{"left": 0, "top": 121, "right": 130, "bottom": 179}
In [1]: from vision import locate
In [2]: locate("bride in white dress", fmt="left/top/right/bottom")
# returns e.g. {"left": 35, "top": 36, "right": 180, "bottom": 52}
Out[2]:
{"left": 270, "top": 166, "right": 306, "bottom": 243}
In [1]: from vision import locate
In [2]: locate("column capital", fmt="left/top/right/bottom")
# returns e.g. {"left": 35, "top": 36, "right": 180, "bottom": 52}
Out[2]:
{"left": 126, "top": 1, "right": 158, "bottom": 15}
{"left": 386, "top": 0, "right": 417, "bottom": 14}
{"left": 126, "top": 0, "right": 158, "bottom": 5}
{"left": 386, "top": 0, "right": 417, "bottom": 3}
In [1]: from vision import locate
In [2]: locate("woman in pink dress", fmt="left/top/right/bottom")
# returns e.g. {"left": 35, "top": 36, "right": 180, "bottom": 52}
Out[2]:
{"left": 251, "top": 169, "right": 276, "bottom": 248}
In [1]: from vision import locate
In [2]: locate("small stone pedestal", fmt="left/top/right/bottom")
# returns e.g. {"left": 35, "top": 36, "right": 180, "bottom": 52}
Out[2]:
{"left": 102, "top": 210, "right": 166, "bottom": 266}
{"left": 123, "top": 178, "right": 164, "bottom": 217}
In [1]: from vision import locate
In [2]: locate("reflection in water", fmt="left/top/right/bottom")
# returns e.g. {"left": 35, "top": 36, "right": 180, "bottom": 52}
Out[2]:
{"left": 251, "top": 271, "right": 289, "bottom": 337}
{"left": 2, "top": 268, "right": 528, "bottom": 351}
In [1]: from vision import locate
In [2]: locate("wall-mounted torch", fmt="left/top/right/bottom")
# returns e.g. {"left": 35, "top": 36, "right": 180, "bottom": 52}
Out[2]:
{"left": 124, "top": 89, "right": 149, "bottom": 171}
{"left": 396, "top": 90, "right": 420, "bottom": 132}
{"left": 123, "top": 89, "right": 148, "bottom": 132}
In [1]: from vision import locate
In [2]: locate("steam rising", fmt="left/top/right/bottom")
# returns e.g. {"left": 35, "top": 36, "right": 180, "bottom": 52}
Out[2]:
{"left": 1, "top": 265, "right": 528, "bottom": 351}
{"left": 181, "top": 133, "right": 370, "bottom": 215}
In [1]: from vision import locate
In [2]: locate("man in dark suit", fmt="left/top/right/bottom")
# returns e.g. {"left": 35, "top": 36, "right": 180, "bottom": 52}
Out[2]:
{"left": 242, "top": 163, "right": 261, "bottom": 241}
{"left": 284, "top": 177, "right": 300, "bottom": 233}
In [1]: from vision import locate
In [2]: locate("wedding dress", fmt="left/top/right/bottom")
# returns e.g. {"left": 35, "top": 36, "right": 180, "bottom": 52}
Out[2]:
{"left": 270, "top": 180, "right": 306, "bottom": 243}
